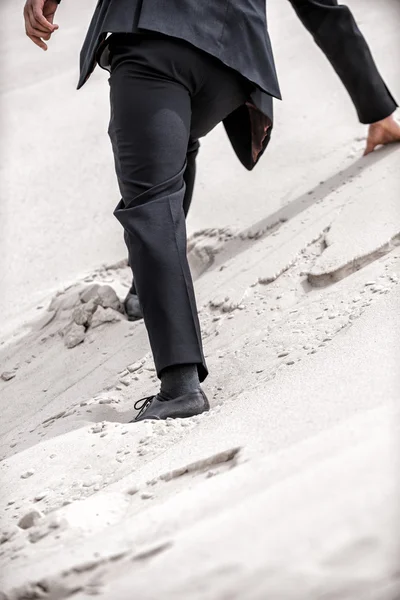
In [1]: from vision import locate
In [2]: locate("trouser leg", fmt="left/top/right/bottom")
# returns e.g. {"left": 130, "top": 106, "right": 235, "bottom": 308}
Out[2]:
{"left": 109, "top": 71, "right": 206, "bottom": 379}
{"left": 108, "top": 35, "right": 249, "bottom": 382}
{"left": 126, "top": 137, "right": 199, "bottom": 296}
{"left": 288, "top": 0, "right": 398, "bottom": 123}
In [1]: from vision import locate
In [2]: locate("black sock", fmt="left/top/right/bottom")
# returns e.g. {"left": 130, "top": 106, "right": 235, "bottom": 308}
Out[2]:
{"left": 160, "top": 364, "right": 200, "bottom": 400}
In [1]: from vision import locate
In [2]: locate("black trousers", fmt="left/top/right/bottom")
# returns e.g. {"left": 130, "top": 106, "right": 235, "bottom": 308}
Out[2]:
{"left": 123, "top": 135, "right": 197, "bottom": 295}
{"left": 109, "top": 34, "right": 252, "bottom": 381}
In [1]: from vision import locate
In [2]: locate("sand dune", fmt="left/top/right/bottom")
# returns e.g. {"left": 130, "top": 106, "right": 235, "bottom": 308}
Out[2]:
{"left": 1, "top": 0, "right": 400, "bottom": 597}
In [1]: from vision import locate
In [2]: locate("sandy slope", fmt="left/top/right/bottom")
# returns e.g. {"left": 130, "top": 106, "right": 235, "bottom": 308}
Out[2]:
{"left": 1, "top": 0, "right": 400, "bottom": 597}
{"left": 1, "top": 157, "right": 399, "bottom": 597}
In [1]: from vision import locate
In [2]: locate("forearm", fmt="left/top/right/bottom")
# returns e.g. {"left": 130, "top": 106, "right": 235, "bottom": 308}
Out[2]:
{"left": 288, "top": 0, "right": 397, "bottom": 123}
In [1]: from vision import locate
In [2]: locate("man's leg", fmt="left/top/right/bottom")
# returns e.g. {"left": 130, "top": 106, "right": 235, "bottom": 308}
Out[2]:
{"left": 124, "top": 137, "right": 199, "bottom": 320}
{"left": 109, "top": 39, "right": 206, "bottom": 382}
{"left": 107, "top": 35, "right": 249, "bottom": 420}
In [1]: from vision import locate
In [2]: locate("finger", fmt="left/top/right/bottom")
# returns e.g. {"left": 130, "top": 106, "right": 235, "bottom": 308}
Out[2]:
{"left": 44, "top": 10, "right": 58, "bottom": 27}
{"left": 27, "top": 34, "right": 48, "bottom": 51}
{"left": 26, "top": 21, "right": 52, "bottom": 41}
{"left": 26, "top": 6, "right": 52, "bottom": 36}
{"left": 363, "top": 141, "right": 375, "bottom": 156}
{"left": 26, "top": 22, "right": 52, "bottom": 40}
{"left": 27, "top": 3, "right": 54, "bottom": 32}
{"left": 31, "top": 3, "right": 57, "bottom": 31}
{"left": 26, "top": 14, "right": 52, "bottom": 41}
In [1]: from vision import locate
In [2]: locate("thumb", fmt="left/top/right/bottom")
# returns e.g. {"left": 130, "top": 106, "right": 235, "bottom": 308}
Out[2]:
{"left": 44, "top": 1, "right": 59, "bottom": 27}
{"left": 363, "top": 140, "right": 375, "bottom": 156}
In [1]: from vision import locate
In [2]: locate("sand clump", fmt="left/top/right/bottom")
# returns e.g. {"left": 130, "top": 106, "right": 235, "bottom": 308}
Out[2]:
{"left": 54, "top": 284, "right": 124, "bottom": 348}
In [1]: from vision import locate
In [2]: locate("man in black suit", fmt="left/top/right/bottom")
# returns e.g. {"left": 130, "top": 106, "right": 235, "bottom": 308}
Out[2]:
{"left": 24, "top": 0, "right": 399, "bottom": 423}
{"left": 24, "top": 0, "right": 280, "bottom": 422}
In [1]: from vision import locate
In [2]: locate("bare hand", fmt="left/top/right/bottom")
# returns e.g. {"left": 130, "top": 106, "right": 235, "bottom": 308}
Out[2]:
{"left": 24, "top": 0, "right": 59, "bottom": 51}
{"left": 364, "top": 114, "right": 400, "bottom": 155}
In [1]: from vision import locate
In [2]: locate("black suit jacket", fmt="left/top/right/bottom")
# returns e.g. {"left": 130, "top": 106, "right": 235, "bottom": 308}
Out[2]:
{"left": 78, "top": 0, "right": 281, "bottom": 170}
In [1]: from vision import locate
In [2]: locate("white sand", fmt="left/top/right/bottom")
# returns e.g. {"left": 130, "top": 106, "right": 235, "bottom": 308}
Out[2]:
{"left": 1, "top": 0, "right": 400, "bottom": 598}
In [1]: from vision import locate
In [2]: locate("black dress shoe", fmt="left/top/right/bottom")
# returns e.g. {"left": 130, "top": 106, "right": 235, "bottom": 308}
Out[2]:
{"left": 124, "top": 290, "right": 143, "bottom": 321}
{"left": 131, "top": 389, "right": 210, "bottom": 422}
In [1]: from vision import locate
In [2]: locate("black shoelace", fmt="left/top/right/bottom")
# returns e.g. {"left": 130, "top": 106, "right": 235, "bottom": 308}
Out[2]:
{"left": 134, "top": 395, "right": 154, "bottom": 420}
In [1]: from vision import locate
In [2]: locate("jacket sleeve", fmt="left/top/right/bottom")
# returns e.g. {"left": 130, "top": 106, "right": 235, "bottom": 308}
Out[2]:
{"left": 287, "top": 0, "right": 397, "bottom": 123}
